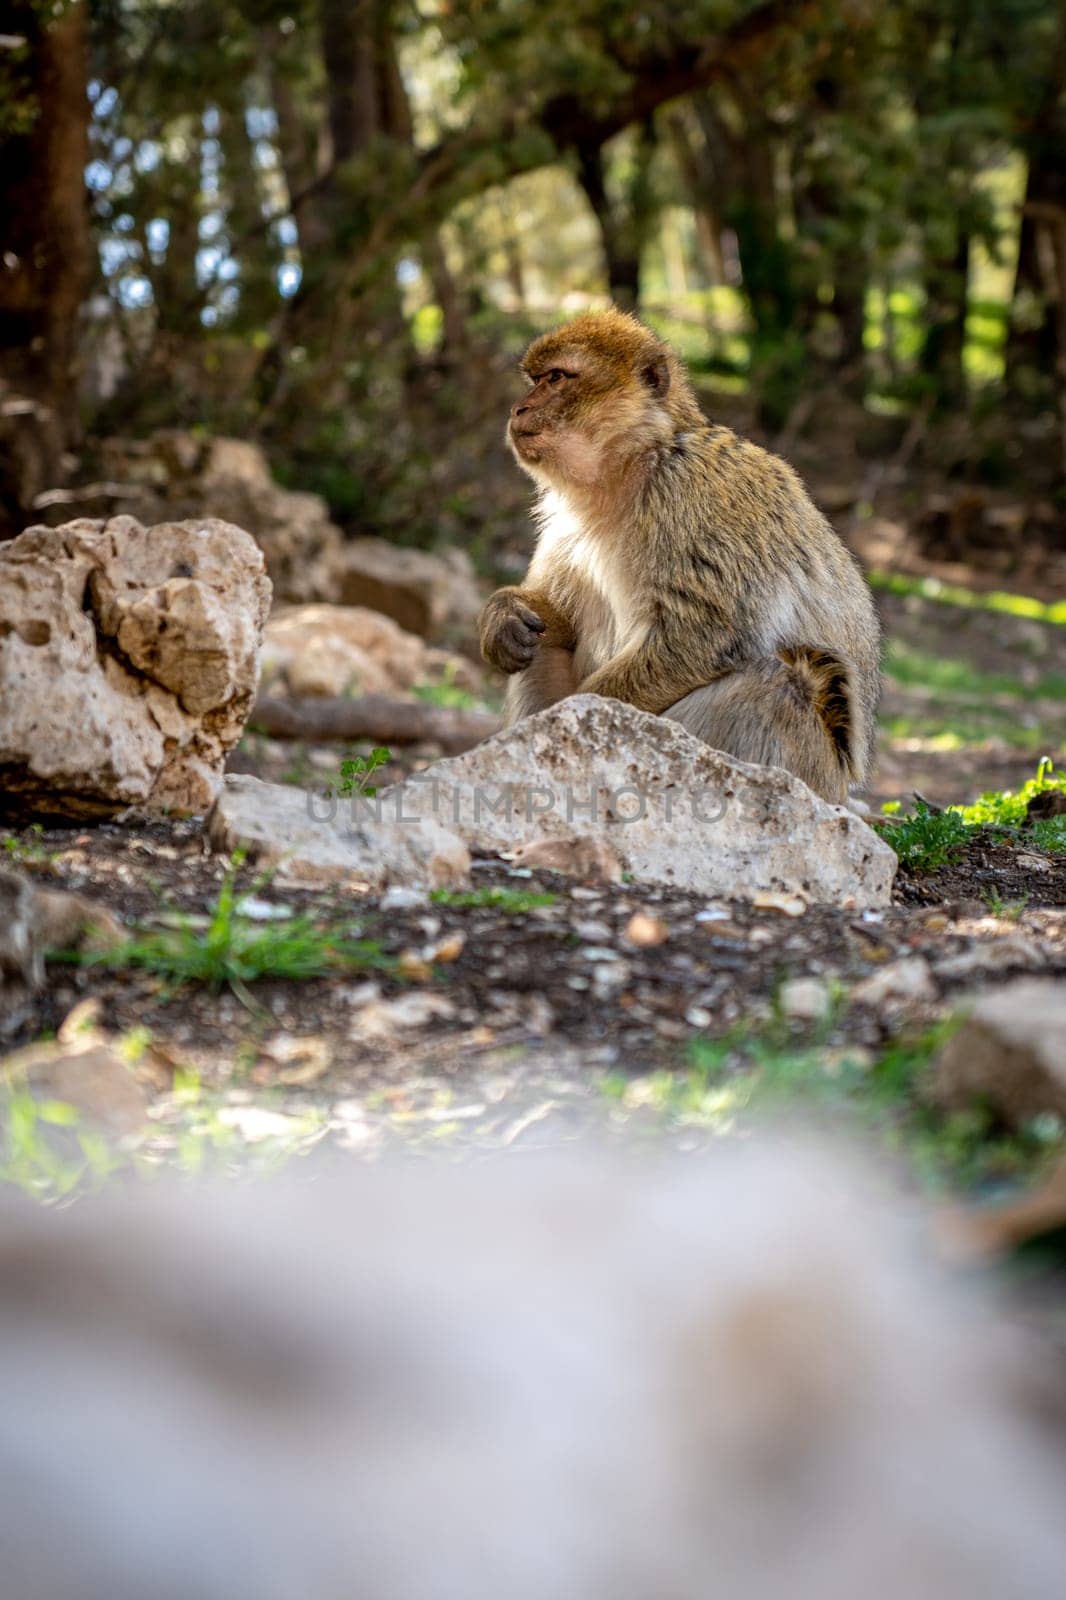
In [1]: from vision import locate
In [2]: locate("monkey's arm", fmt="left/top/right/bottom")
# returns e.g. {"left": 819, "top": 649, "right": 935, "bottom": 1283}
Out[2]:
{"left": 479, "top": 586, "right": 576, "bottom": 675}
{"left": 578, "top": 615, "right": 735, "bottom": 715}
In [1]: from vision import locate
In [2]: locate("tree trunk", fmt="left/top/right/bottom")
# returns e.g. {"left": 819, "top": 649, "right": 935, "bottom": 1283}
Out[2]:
{"left": 1006, "top": 144, "right": 1065, "bottom": 401}
{"left": 0, "top": 2, "right": 91, "bottom": 531}
{"left": 575, "top": 124, "right": 657, "bottom": 311}
{"left": 576, "top": 142, "right": 639, "bottom": 308}
{"left": 922, "top": 227, "right": 970, "bottom": 408}
{"left": 665, "top": 108, "right": 727, "bottom": 286}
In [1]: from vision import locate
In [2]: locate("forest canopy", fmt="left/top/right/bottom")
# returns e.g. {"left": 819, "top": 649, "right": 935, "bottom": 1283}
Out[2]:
{"left": 1, "top": 0, "right": 1064, "bottom": 541}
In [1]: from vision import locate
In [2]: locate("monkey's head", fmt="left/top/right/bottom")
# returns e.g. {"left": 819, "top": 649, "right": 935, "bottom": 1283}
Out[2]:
{"left": 508, "top": 309, "right": 702, "bottom": 490}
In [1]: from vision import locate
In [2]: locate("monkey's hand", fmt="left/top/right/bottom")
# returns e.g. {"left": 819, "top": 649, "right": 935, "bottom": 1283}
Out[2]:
{"left": 480, "top": 588, "right": 573, "bottom": 675}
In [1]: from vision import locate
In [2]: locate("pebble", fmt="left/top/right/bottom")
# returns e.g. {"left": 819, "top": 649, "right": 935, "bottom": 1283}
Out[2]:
{"left": 624, "top": 912, "right": 669, "bottom": 947}
{"left": 779, "top": 977, "right": 833, "bottom": 1021}
{"left": 379, "top": 886, "right": 427, "bottom": 911}
{"left": 851, "top": 956, "right": 936, "bottom": 1006}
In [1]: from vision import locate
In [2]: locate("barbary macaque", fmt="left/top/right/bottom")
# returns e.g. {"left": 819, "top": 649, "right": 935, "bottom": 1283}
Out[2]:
{"left": 480, "top": 310, "right": 881, "bottom": 803}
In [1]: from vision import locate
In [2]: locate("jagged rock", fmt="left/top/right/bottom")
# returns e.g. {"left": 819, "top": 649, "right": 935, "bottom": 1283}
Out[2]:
{"left": 379, "top": 696, "right": 897, "bottom": 908}
{"left": 337, "top": 537, "right": 483, "bottom": 642}
{"left": 0, "top": 516, "right": 270, "bottom": 818}
{"left": 260, "top": 604, "right": 482, "bottom": 699}
{"left": 930, "top": 978, "right": 1066, "bottom": 1129}
{"left": 208, "top": 773, "right": 469, "bottom": 890}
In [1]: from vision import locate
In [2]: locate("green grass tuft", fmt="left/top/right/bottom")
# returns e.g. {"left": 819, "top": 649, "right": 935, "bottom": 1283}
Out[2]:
{"left": 874, "top": 801, "right": 970, "bottom": 871}
{"left": 430, "top": 886, "right": 558, "bottom": 913}
{"left": 52, "top": 864, "right": 392, "bottom": 994}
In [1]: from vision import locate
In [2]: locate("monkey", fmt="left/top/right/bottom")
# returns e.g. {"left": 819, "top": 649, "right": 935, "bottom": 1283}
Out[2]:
{"left": 479, "top": 309, "right": 881, "bottom": 804}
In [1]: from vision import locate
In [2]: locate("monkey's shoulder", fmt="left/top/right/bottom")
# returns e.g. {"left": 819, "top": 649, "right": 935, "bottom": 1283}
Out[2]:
{"left": 687, "top": 426, "right": 809, "bottom": 499}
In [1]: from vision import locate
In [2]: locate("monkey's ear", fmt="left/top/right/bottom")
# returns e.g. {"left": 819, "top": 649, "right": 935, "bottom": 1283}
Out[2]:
{"left": 641, "top": 355, "right": 670, "bottom": 396}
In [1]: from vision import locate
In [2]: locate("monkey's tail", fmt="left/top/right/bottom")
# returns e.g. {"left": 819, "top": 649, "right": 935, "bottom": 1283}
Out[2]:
{"left": 779, "top": 647, "right": 859, "bottom": 781}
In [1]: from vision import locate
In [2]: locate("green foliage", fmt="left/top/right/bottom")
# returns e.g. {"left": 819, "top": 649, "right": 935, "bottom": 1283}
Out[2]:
{"left": 869, "top": 573, "right": 1066, "bottom": 628}
{"left": 54, "top": 863, "right": 392, "bottom": 994}
{"left": 1, "top": 824, "right": 52, "bottom": 867}
{"left": 337, "top": 747, "right": 391, "bottom": 799}
{"left": 955, "top": 758, "right": 1066, "bottom": 826}
{"left": 874, "top": 801, "right": 970, "bottom": 871}
{"left": 429, "top": 886, "right": 558, "bottom": 913}
{"left": 0, "top": 1090, "right": 122, "bottom": 1202}
{"left": 884, "top": 642, "right": 1066, "bottom": 704}
{"left": 606, "top": 1008, "right": 1053, "bottom": 1190}
{"left": 412, "top": 667, "right": 479, "bottom": 709}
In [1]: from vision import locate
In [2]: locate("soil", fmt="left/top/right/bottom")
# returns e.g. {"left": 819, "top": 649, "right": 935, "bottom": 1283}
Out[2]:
{"left": 3, "top": 809, "right": 1065, "bottom": 1164}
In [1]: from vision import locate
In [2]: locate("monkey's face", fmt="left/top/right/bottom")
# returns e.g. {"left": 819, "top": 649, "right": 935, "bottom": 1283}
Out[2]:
{"left": 508, "top": 311, "right": 680, "bottom": 490}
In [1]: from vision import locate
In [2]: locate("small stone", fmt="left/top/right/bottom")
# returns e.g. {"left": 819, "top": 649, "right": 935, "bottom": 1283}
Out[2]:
{"left": 779, "top": 978, "right": 832, "bottom": 1021}
{"left": 398, "top": 951, "right": 433, "bottom": 982}
{"left": 930, "top": 979, "right": 1066, "bottom": 1128}
{"left": 1016, "top": 854, "right": 1052, "bottom": 873}
{"left": 752, "top": 891, "right": 808, "bottom": 917}
{"left": 934, "top": 934, "right": 1046, "bottom": 981}
{"left": 511, "top": 835, "right": 623, "bottom": 883}
{"left": 573, "top": 919, "right": 613, "bottom": 943}
{"left": 428, "top": 932, "right": 465, "bottom": 964}
{"left": 624, "top": 912, "right": 669, "bottom": 947}
{"left": 380, "top": 887, "right": 427, "bottom": 911}
{"left": 851, "top": 956, "right": 936, "bottom": 1006}
{"left": 350, "top": 992, "right": 457, "bottom": 1038}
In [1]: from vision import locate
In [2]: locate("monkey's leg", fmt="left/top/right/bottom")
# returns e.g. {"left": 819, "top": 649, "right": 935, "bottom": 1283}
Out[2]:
{"left": 663, "top": 654, "right": 853, "bottom": 804}
{"left": 505, "top": 645, "right": 578, "bottom": 724}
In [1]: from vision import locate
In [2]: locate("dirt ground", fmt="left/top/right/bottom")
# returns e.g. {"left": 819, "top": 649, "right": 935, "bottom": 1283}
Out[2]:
{"left": 2, "top": 583, "right": 1065, "bottom": 1185}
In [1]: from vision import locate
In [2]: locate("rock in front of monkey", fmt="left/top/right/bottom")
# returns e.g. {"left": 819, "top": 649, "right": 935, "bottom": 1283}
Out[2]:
{"left": 380, "top": 695, "right": 897, "bottom": 909}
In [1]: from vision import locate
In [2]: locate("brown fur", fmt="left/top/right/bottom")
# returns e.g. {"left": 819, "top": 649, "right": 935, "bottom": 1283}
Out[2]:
{"left": 480, "top": 308, "right": 881, "bottom": 802}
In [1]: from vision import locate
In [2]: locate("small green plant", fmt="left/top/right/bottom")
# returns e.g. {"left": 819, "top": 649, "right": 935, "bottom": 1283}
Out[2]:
{"left": 412, "top": 665, "right": 478, "bottom": 709}
{"left": 2, "top": 824, "right": 51, "bottom": 867}
{"left": 981, "top": 888, "right": 1030, "bottom": 919}
{"left": 430, "top": 886, "right": 558, "bottom": 913}
{"left": 956, "top": 757, "right": 1066, "bottom": 827}
{"left": 53, "top": 861, "right": 392, "bottom": 996}
{"left": 337, "top": 746, "right": 391, "bottom": 798}
{"left": 1029, "top": 816, "right": 1066, "bottom": 854}
{"left": 0, "top": 1091, "right": 122, "bottom": 1201}
{"left": 874, "top": 801, "right": 970, "bottom": 871}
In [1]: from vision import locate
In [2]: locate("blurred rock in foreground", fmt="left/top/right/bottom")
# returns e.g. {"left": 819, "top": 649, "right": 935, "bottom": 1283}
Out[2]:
{"left": 0, "top": 1141, "right": 1061, "bottom": 1599}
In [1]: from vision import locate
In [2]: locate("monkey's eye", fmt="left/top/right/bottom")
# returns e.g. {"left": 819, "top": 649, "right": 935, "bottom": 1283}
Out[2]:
{"left": 546, "top": 369, "right": 567, "bottom": 385}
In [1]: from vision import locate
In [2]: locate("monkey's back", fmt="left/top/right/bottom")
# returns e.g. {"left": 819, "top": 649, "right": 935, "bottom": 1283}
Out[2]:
{"left": 649, "top": 426, "right": 882, "bottom": 771}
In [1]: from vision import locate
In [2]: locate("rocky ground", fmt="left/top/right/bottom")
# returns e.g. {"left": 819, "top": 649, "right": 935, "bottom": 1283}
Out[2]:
{"left": 1, "top": 494, "right": 1064, "bottom": 1236}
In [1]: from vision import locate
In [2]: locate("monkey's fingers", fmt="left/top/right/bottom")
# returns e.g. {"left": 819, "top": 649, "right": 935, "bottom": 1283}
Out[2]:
{"left": 513, "top": 604, "right": 546, "bottom": 634}
{"left": 493, "top": 614, "right": 543, "bottom": 672}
